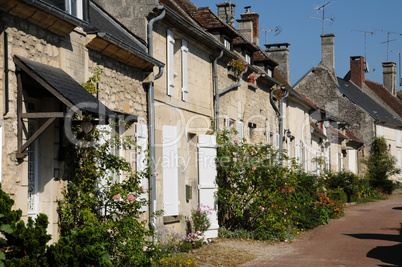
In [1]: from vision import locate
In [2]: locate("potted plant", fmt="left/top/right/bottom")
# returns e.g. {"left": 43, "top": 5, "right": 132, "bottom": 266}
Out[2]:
{"left": 228, "top": 59, "right": 246, "bottom": 76}
{"left": 248, "top": 74, "right": 256, "bottom": 83}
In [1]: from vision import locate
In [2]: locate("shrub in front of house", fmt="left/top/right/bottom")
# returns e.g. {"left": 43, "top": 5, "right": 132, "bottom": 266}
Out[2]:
{"left": 214, "top": 127, "right": 344, "bottom": 241}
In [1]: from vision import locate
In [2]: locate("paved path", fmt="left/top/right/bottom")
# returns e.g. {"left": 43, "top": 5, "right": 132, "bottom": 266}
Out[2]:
{"left": 242, "top": 194, "right": 402, "bottom": 267}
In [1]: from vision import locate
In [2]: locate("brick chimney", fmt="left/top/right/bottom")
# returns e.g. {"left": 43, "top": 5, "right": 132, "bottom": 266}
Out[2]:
{"left": 216, "top": 2, "right": 236, "bottom": 27}
{"left": 265, "top": 43, "right": 290, "bottom": 84}
{"left": 321, "top": 34, "right": 335, "bottom": 77}
{"left": 350, "top": 56, "right": 365, "bottom": 89}
{"left": 382, "top": 62, "right": 397, "bottom": 96}
{"left": 237, "top": 8, "right": 259, "bottom": 46}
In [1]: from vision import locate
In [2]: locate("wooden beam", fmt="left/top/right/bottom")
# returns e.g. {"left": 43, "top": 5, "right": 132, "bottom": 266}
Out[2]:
{"left": 21, "top": 112, "right": 65, "bottom": 118}
{"left": 18, "top": 117, "right": 56, "bottom": 154}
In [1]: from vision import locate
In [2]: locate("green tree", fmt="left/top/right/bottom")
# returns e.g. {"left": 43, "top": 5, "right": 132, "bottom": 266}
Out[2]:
{"left": 362, "top": 137, "right": 399, "bottom": 194}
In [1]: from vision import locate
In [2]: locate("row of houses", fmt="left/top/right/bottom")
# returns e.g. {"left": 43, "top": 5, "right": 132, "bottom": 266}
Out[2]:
{"left": 1, "top": 0, "right": 401, "bottom": 242}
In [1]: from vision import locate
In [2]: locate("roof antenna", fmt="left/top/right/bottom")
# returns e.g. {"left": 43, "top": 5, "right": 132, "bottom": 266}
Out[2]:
{"left": 351, "top": 30, "right": 375, "bottom": 73}
{"left": 375, "top": 29, "right": 402, "bottom": 61}
{"left": 391, "top": 51, "right": 402, "bottom": 87}
{"left": 260, "top": 26, "right": 282, "bottom": 45}
{"left": 308, "top": 2, "right": 334, "bottom": 35}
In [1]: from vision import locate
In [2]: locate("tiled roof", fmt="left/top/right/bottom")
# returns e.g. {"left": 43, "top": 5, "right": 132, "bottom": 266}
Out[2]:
{"left": 310, "top": 122, "right": 327, "bottom": 139}
{"left": 160, "top": 0, "right": 198, "bottom": 25}
{"left": 328, "top": 126, "right": 347, "bottom": 139}
{"left": 365, "top": 79, "right": 402, "bottom": 119}
{"left": 345, "top": 129, "right": 363, "bottom": 143}
{"left": 190, "top": 7, "right": 239, "bottom": 37}
{"left": 337, "top": 77, "right": 402, "bottom": 125}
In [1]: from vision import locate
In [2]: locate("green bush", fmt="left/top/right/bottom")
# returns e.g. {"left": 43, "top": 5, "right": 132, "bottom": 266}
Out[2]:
{"left": 214, "top": 127, "right": 343, "bottom": 241}
{"left": 324, "top": 171, "right": 361, "bottom": 202}
{"left": 0, "top": 184, "right": 51, "bottom": 266}
{"left": 362, "top": 137, "right": 399, "bottom": 194}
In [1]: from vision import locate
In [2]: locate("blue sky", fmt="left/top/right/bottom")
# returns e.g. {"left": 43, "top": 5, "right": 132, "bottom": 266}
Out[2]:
{"left": 191, "top": 0, "right": 402, "bottom": 89}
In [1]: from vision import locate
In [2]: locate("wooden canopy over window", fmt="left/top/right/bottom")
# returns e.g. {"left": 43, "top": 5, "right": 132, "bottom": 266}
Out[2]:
{"left": 13, "top": 56, "right": 117, "bottom": 159}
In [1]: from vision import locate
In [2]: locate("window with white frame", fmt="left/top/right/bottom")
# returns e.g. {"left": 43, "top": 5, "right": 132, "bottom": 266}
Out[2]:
{"left": 245, "top": 53, "right": 251, "bottom": 64}
{"left": 167, "top": 29, "right": 175, "bottom": 96}
{"left": 224, "top": 38, "right": 231, "bottom": 50}
{"left": 181, "top": 39, "right": 189, "bottom": 101}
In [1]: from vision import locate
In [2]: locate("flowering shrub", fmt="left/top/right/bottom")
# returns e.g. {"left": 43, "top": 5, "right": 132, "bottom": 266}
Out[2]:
{"left": 214, "top": 127, "right": 344, "bottom": 241}
{"left": 191, "top": 204, "right": 213, "bottom": 232}
{"left": 228, "top": 58, "right": 246, "bottom": 76}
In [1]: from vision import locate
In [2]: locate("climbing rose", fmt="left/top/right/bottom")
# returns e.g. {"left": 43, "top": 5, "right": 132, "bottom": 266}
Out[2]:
{"left": 113, "top": 194, "right": 121, "bottom": 200}
{"left": 127, "top": 195, "right": 136, "bottom": 202}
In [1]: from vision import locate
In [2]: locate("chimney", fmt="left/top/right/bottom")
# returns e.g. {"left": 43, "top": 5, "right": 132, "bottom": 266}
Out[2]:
{"left": 321, "top": 34, "right": 336, "bottom": 77}
{"left": 237, "top": 8, "right": 259, "bottom": 46}
{"left": 350, "top": 56, "right": 365, "bottom": 89}
{"left": 216, "top": 2, "right": 236, "bottom": 27}
{"left": 265, "top": 43, "right": 290, "bottom": 84}
{"left": 382, "top": 62, "right": 397, "bottom": 96}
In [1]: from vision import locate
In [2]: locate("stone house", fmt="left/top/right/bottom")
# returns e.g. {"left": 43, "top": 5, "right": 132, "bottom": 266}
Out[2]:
{"left": 293, "top": 34, "right": 402, "bottom": 178}
{"left": 0, "top": 0, "right": 163, "bottom": 242}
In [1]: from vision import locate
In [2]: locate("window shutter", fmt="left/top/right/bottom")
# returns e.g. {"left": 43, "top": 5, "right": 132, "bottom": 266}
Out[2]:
{"left": 398, "top": 151, "right": 401, "bottom": 169}
{"left": 136, "top": 123, "right": 148, "bottom": 212}
{"left": 181, "top": 40, "right": 188, "bottom": 101}
{"left": 275, "top": 133, "right": 280, "bottom": 149}
{"left": 267, "top": 131, "right": 271, "bottom": 144}
{"left": 377, "top": 125, "right": 383, "bottom": 137}
{"left": 397, "top": 130, "right": 401, "bottom": 147}
{"left": 224, "top": 116, "right": 230, "bottom": 129}
{"left": 162, "top": 125, "right": 179, "bottom": 216}
{"left": 236, "top": 121, "right": 243, "bottom": 141}
{"left": 167, "top": 30, "right": 175, "bottom": 96}
{"left": 294, "top": 139, "right": 300, "bottom": 164}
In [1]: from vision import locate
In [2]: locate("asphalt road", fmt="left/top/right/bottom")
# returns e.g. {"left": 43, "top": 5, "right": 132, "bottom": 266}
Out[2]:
{"left": 243, "top": 194, "right": 402, "bottom": 267}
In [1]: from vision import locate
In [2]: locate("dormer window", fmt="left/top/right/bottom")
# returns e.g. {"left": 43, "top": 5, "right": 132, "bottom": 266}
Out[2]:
{"left": 224, "top": 38, "right": 231, "bottom": 50}
{"left": 66, "top": 0, "right": 83, "bottom": 19}
{"left": 245, "top": 53, "right": 251, "bottom": 64}
{"left": 50, "top": 0, "right": 87, "bottom": 20}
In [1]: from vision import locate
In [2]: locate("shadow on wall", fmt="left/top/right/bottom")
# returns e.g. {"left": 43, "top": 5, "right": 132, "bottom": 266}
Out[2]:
{"left": 345, "top": 212, "right": 402, "bottom": 267}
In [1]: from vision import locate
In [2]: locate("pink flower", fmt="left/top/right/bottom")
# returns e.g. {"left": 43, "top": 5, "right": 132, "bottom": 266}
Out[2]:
{"left": 127, "top": 195, "right": 136, "bottom": 202}
{"left": 233, "top": 158, "right": 237, "bottom": 162}
{"left": 214, "top": 133, "right": 217, "bottom": 136}
{"left": 142, "top": 246, "right": 148, "bottom": 251}
{"left": 233, "top": 152, "right": 237, "bottom": 155}
{"left": 284, "top": 212, "right": 287, "bottom": 215}
{"left": 284, "top": 219, "right": 287, "bottom": 222}
{"left": 204, "top": 224, "right": 208, "bottom": 227}
{"left": 89, "top": 193, "right": 94, "bottom": 198}
{"left": 107, "top": 229, "right": 113, "bottom": 233}
{"left": 153, "top": 171, "right": 159, "bottom": 177}
{"left": 251, "top": 152, "right": 254, "bottom": 155}
{"left": 259, "top": 206, "right": 265, "bottom": 211}
{"left": 113, "top": 194, "right": 121, "bottom": 200}
{"left": 295, "top": 206, "right": 298, "bottom": 209}
{"left": 252, "top": 167, "right": 257, "bottom": 171}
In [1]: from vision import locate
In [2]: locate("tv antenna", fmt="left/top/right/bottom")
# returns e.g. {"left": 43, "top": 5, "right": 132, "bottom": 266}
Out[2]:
{"left": 375, "top": 29, "right": 402, "bottom": 61}
{"left": 391, "top": 51, "right": 402, "bottom": 87}
{"left": 260, "top": 26, "right": 282, "bottom": 44}
{"left": 308, "top": 2, "right": 334, "bottom": 35}
{"left": 351, "top": 30, "right": 374, "bottom": 73}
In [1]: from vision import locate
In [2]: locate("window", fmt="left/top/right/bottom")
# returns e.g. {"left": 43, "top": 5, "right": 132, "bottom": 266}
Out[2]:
{"left": 181, "top": 39, "right": 188, "bottom": 101}
{"left": 67, "top": 0, "right": 83, "bottom": 19}
{"left": 167, "top": 29, "right": 175, "bottom": 96}
{"left": 267, "top": 68, "right": 273, "bottom": 78}
{"left": 245, "top": 53, "right": 251, "bottom": 64}
{"left": 224, "top": 38, "right": 231, "bottom": 50}
{"left": 248, "top": 122, "right": 256, "bottom": 140}
{"left": 224, "top": 116, "right": 235, "bottom": 129}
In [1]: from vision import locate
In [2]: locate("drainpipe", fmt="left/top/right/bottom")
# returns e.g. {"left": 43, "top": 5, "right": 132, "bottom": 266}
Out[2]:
{"left": 215, "top": 59, "right": 247, "bottom": 130}
{"left": 147, "top": 6, "right": 166, "bottom": 240}
{"left": 269, "top": 86, "right": 289, "bottom": 162}
{"left": 3, "top": 31, "right": 9, "bottom": 116}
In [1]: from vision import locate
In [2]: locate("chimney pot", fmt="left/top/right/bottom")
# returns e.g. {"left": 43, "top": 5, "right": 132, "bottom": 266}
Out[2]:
{"left": 237, "top": 11, "right": 259, "bottom": 45}
{"left": 265, "top": 43, "right": 291, "bottom": 84}
{"left": 216, "top": 2, "right": 236, "bottom": 26}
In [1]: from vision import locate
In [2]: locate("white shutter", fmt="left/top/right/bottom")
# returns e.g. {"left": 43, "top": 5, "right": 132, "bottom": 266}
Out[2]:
{"left": 397, "top": 151, "right": 401, "bottom": 169}
{"left": 336, "top": 153, "right": 340, "bottom": 172}
{"left": 97, "top": 124, "right": 112, "bottom": 189}
{"left": 27, "top": 122, "right": 39, "bottom": 218}
{"left": 162, "top": 125, "right": 179, "bottom": 216}
{"left": 167, "top": 29, "right": 175, "bottom": 96}
{"left": 377, "top": 125, "right": 383, "bottom": 137}
{"left": 397, "top": 130, "right": 401, "bottom": 147}
{"left": 181, "top": 40, "right": 189, "bottom": 101}
{"left": 275, "top": 133, "right": 280, "bottom": 150}
{"left": 198, "top": 134, "right": 218, "bottom": 239}
{"left": 349, "top": 149, "right": 357, "bottom": 174}
{"left": 136, "top": 123, "right": 148, "bottom": 212}
{"left": 236, "top": 121, "right": 243, "bottom": 141}
{"left": 267, "top": 131, "right": 271, "bottom": 144}
{"left": 0, "top": 119, "right": 2, "bottom": 183}
{"left": 294, "top": 139, "right": 300, "bottom": 164}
